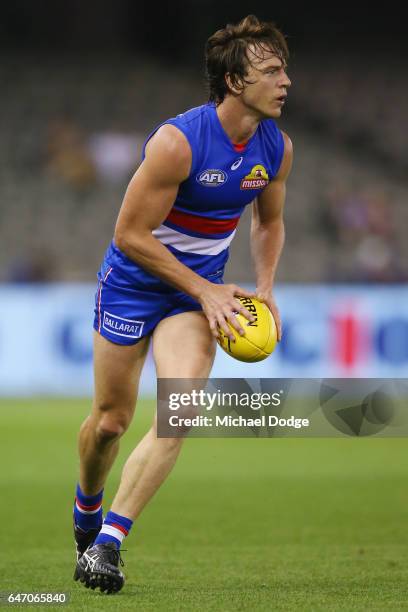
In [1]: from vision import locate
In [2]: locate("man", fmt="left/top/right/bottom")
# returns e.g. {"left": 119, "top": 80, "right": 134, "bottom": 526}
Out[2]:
{"left": 74, "top": 14, "right": 292, "bottom": 594}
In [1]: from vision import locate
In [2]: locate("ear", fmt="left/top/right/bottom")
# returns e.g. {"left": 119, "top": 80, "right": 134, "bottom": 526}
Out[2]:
{"left": 225, "top": 72, "right": 245, "bottom": 96}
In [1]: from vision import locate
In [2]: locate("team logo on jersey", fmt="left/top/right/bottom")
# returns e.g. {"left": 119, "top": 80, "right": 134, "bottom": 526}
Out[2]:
{"left": 231, "top": 157, "right": 243, "bottom": 170}
{"left": 103, "top": 312, "right": 145, "bottom": 339}
{"left": 196, "top": 169, "right": 228, "bottom": 187}
{"left": 240, "top": 164, "right": 269, "bottom": 189}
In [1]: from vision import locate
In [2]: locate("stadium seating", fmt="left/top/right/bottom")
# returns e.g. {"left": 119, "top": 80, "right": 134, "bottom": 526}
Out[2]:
{"left": 1, "top": 55, "right": 406, "bottom": 283}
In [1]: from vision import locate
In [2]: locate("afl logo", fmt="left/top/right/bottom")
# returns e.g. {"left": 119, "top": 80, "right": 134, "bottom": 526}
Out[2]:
{"left": 196, "top": 169, "right": 228, "bottom": 187}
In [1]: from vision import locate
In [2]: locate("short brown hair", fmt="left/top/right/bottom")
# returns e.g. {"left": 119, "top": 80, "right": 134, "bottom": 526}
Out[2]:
{"left": 205, "top": 14, "right": 289, "bottom": 103}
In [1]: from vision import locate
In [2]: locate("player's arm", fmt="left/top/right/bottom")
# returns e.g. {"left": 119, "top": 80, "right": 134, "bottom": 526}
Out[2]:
{"left": 250, "top": 131, "right": 293, "bottom": 341}
{"left": 114, "top": 124, "right": 255, "bottom": 341}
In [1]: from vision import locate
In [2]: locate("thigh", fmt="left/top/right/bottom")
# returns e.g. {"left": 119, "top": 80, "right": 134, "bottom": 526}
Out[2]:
{"left": 92, "top": 330, "right": 150, "bottom": 422}
{"left": 152, "top": 311, "right": 216, "bottom": 378}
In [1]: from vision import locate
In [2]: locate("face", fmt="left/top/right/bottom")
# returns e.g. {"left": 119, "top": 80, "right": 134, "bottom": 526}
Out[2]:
{"left": 233, "top": 43, "right": 291, "bottom": 119}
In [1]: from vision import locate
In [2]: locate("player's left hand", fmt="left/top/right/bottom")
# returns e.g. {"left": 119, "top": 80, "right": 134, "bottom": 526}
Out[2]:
{"left": 255, "top": 290, "right": 282, "bottom": 341}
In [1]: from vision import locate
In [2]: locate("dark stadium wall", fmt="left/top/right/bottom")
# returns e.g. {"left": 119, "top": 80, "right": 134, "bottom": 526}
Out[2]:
{"left": 1, "top": 0, "right": 406, "bottom": 58}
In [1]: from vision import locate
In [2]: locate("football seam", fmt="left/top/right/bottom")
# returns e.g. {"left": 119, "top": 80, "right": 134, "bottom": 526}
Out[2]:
{"left": 240, "top": 304, "right": 273, "bottom": 354}
{"left": 262, "top": 304, "right": 273, "bottom": 353}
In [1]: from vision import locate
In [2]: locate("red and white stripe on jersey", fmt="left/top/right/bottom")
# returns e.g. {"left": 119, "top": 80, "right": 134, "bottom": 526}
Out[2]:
{"left": 166, "top": 208, "right": 240, "bottom": 236}
{"left": 152, "top": 208, "right": 240, "bottom": 256}
{"left": 153, "top": 224, "right": 236, "bottom": 255}
{"left": 75, "top": 497, "right": 102, "bottom": 515}
{"left": 98, "top": 522, "right": 129, "bottom": 544}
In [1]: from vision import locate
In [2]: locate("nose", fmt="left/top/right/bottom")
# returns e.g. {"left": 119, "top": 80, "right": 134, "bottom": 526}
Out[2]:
{"left": 282, "top": 72, "right": 291, "bottom": 88}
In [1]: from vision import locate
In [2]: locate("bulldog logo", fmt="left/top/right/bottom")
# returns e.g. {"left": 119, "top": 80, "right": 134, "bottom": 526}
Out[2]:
{"left": 240, "top": 164, "right": 269, "bottom": 189}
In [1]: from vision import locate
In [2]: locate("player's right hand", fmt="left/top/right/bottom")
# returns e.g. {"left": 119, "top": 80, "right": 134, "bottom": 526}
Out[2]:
{"left": 198, "top": 283, "right": 257, "bottom": 341}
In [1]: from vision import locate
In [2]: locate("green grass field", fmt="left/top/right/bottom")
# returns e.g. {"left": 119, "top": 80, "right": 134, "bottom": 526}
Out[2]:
{"left": 1, "top": 398, "right": 408, "bottom": 611}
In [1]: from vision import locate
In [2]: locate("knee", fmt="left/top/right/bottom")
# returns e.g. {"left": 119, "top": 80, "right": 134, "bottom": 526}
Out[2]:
{"left": 94, "top": 405, "right": 132, "bottom": 445}
{"left": 95, "top": 420, "right": 124, "bottom": 444}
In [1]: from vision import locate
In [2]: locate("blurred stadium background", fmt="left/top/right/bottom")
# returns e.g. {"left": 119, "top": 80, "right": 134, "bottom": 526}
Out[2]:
{"left": 1, "top": 1, "right": 407, "bottom": 393}
{"left": 1, "top": 4, "right": 408, "bottom": 609}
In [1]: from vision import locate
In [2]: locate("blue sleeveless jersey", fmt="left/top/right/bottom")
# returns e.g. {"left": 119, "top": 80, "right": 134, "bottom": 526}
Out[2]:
{"left": 146, "top": 102, "right": 284, "bottom": 274}
{"left": 95, "top": 103, "right": 284, "bottom": 344}
{"left": 105, "top": 102, "right": 284, "bottom": 281}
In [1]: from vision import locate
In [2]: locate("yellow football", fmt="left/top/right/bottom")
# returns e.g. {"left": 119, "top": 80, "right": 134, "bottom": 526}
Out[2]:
{"left": 217, "top": 296, "right": 277, "bottom": 362}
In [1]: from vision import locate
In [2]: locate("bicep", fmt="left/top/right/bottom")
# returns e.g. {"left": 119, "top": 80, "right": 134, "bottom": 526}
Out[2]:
{"left": 252, "top": 132, "right": 293, "bottom": 225}
{"left": 253, "top": 180, "right": 287, "bottom": 225}
{"left": 118, "top": 161, "right": 179, "bottom": 233}
{"left": 115, "top": 125, "right": 191, "bottom": 236}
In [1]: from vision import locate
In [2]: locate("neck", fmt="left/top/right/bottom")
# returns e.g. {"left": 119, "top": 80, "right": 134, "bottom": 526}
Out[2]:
{"left": 215, "top": 96, "right": 261, "bottom": 144}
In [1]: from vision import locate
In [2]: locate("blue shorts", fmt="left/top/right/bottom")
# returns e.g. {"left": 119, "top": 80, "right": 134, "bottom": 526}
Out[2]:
{"left": 93, "top": 242, "right": 224, "bottom": 345}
